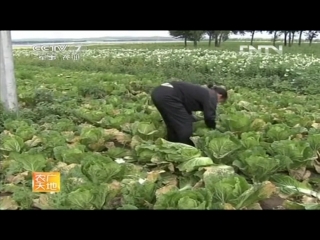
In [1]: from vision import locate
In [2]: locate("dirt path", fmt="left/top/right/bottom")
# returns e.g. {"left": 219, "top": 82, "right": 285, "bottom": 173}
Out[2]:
{"left": 260, "top": 194, "right": 285, "bottom": 210}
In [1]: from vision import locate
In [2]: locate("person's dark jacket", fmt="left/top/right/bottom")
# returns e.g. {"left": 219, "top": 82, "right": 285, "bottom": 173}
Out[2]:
{"left": 170, "top": 81, "right": 217, "bottom": 129}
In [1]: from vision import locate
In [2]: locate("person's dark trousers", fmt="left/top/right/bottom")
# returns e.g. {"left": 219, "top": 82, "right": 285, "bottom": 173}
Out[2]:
{"left": 151, "top": 85, "right": 195, "bottom": 147}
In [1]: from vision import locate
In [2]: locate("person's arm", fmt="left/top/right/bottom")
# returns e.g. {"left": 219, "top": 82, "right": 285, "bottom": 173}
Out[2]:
{"left": 202, "top": 97, "right": 217, "bottom": 129}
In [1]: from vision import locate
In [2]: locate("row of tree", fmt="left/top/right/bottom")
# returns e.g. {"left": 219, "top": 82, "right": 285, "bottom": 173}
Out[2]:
{"left": 168, "top": 30, "right": 319, "bottom": 47}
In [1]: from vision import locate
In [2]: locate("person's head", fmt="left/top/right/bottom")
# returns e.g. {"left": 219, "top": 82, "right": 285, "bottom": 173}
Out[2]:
{"left": 207, "top": 84, "right": 228, "bottom": 103}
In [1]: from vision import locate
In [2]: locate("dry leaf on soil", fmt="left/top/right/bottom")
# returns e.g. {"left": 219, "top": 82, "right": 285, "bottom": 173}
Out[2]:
{"left": 260, "top": 181, "right": 277, "bottom": 198}
{"left": 2, "top": 130, "right": 14, "bottom": 136}
{"left": 289, "top": 167, "right": 311, "bottom": 181}
{"left": 301, "top": 195, "right": 317, "bottom": 204}
{"left": 51, "top": 162, "right": 79, "bottom": 173}
{"left": 248, "top": 203, "right": 263, "bottom": 210}
{"left": 0, "top": 196, "right": 19, "bottom": 210}
{"left": 311, "top": 122, "right": 320, "bottom": 129}
{"left": 109, "top": 181, "right": 122, "bottom": 192}
{"left": 25, "top": 136, "right": 42, "bottom": 147}
{"left": 167, "top": 163, "right": 175, "bottom": 172}
{"left": 33, "top": 194, "right": 51, "bottom": 209}
{"left": 130, "top": 135, "right": 143, "bottom": 149}
{"left": 193, "top": 180, "right": 204, "bottom": 189}
{"left": 105, "top": 142, "right": 115, "bottom": 149}
{"left": 6, "top": 171, "right": 29, "bottom": 184}
{"left": 313, "top": 152, "right": 320, "bottom": 173}
{"left": 155, "top": 175, "right": 178, "bottom": 196}
{"left": 223, "top": 203, "right": 235, "bottom": 210}
{"left": 104, "top": 128, "right": 131, "bottom": 144}
{"left": 155, "top": 184, "right": 177, "bottom": 197}
{"left": 147, "top": 170, "right": 165, "bottom": 183}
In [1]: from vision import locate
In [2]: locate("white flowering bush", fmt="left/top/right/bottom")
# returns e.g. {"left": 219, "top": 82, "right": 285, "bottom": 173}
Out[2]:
{"left": 13, "top": 48, "right": 320, "bottom": 94}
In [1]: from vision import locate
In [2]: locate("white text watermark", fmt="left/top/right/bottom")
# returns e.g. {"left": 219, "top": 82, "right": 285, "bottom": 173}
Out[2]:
{"left": 239, "top": 45, "right": 283, "bottom": 55}
{"left": 33, "top": 44, "right": 83, "bottom": 60}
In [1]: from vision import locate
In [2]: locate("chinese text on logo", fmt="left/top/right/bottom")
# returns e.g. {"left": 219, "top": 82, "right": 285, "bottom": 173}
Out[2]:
{"left": 38, "top": 53, "right": 81, "bottom": 61}
{"left": 33, "top": 45, "right": 82, "bottom": 61}
{"left": 32, "top": 172, "right": 60, "bottom": 193}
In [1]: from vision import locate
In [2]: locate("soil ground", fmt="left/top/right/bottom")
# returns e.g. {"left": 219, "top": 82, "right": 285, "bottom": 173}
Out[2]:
{"left": 260, "top": 194, "right": 285, "bottom": 210}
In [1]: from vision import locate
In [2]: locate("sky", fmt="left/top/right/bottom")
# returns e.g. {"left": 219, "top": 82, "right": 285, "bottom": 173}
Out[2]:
{"left": 11, "top": 31, "right": 275, "bottom": 39}
{"left": 11, "top": 31, "right": 171, "bottom": 39}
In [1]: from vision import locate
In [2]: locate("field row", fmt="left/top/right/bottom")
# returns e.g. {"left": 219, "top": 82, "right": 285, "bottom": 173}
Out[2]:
{"left": 14, "top": 48, "right": 320, "bottom": 72}
{"left": 14, "top": 48, "right": 320, "bottom": 94}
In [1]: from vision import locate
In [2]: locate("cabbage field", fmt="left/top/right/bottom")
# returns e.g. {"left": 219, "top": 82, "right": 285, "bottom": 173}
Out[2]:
{"left": 1, "top": 44, "right": 320, "bottom": 210}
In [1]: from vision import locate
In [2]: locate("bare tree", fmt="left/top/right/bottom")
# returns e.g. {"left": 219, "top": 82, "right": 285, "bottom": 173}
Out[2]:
{"left": 247, "top": 31, "right": 255, "bottom": 45}
{"left": 282, "top": 31, "right": 289, "bottom": 46}
{"left": 206, "top": 30, "right": 215, "bottom": 46}
{"left": 187, "top": 30, "right": 206, "bottom": 47}
{"left": 305, "top": 30, "right": 319, "bottom": 45}
{"left": 298, "top": 30, "right": 305, "bottom": 46}
{"left": 218, "top": 31, "right": 230, "bottom": 45}
{"left": 288, "top": 31, "right": 292, "bottom": 46}
{"left": 168, "top": 30, "right": 190, "bottom": 47}
{"left": 290, "top": 31, "right": 296, "bottom": 46}
{"left": 208, "top": 30, "right": 244, "bottom": 47}
{"left": 212, "top": 31, "right": 231, "bottom": 47}
{"left": 267, "top": 31, "right": 282, "bottom": 46}
{"left": 245, "top": 31, "right": 262, "bottom": 45}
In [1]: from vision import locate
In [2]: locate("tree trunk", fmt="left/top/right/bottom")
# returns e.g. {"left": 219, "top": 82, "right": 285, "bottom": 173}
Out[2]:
{"left": 273, "top": 31, "right": 277, "bottom": 46}
{"left": 250, "top": 31, "right": 255, "bottom": 45}
{"left": 184, "top": 37, "right": 187, "bottom": 47}
{"left": 288, "top": 32, "right": 292, "bottom": 47}
{"left": 193, "top": 40, "right": 197, "bottom": 47}
{"left": 218, "top": 34, "right": 223, "bottom": 45}
{"left": 291, "top": 32, "right": 295, "bottom": 45}
{"left": 208, "top": 34, "right": 212, "bottom": 46}
{"left": 284, "top": 31, "right": 288, "bottom": 46}
{"left": 214, "top": 35, "right": 218, "bottom": 47}
{"left": 298, "top": 31, "right": 303, "bottom": 46}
